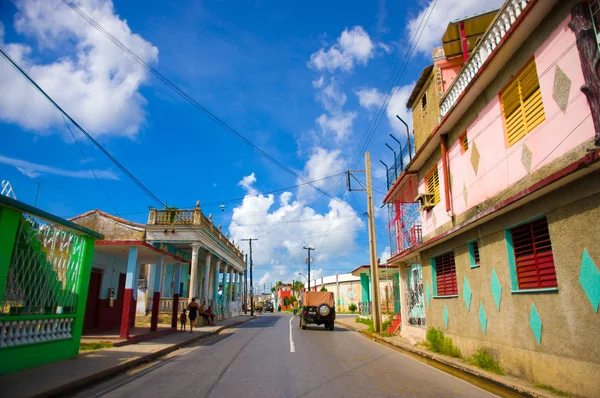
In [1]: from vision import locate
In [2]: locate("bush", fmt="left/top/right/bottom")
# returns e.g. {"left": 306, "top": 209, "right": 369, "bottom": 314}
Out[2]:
{"left": 320, "top": 285, "right": 327, "bottom": 292}
{"left": 426, "top": 327, "right": 462, "bottom": 358}
{"left": 470, "top": 349, "right": 504, "bottom": 375}
{"left": 348, "top": 303, "right": 357, "bottom": 312}
{"left": 381, "top": 318, "right": 392, "bottom": 331}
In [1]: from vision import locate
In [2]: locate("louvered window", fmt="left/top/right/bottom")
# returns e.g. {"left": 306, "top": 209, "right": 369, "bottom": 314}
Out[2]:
{"left": 469, "top": 240, "right": 480, "bottom": 268}
{"left": 500, "top": 58, "right": 545, "bottom": 147}
{"left": 426, "top": 166, "right": 440, "bottom": 204}
{"left": 434, "top": 252, "right": 457, "bottom": 296}
{"left": 459, "top": 131, "right": 468, "bottom": 153}
{"left": 510, "top": 217, "right": 557, "bottom": 290}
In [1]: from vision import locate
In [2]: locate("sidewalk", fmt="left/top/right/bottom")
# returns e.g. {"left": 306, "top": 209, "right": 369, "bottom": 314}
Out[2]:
{"left": 334, "top": 317, "right": 556, "bottom": 398}
{"left": 0, "top": 315, "right": 255, "bottom": 398}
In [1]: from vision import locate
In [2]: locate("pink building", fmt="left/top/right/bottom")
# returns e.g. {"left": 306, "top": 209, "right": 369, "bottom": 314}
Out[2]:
{"left": 383, "top": 1, "right": 600, "bottom": 396}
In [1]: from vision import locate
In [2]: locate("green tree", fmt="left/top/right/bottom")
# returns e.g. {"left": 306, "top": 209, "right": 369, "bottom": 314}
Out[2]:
{"left": 320, "top": 285, "right": 327, "bottom": 292}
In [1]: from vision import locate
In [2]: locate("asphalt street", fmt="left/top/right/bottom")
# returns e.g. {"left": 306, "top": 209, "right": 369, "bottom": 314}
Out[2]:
{"left": 76, "top": 313, "right": 500, "bottom": 398}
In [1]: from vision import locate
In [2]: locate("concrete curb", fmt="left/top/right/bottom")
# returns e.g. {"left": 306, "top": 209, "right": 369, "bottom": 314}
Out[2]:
{"left": 34, "top": 317, "right": 256, "bottom": 398}
{"left": 335, "top": 321, "right": 554, "bottom": 398}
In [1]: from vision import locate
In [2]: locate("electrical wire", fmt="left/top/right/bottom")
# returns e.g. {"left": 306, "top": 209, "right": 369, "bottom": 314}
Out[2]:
{"left": 61, "top": 114, "right": 121, "bottom": 216}
{"left": 60, "top": 0, "right": 349, "bottom": 207}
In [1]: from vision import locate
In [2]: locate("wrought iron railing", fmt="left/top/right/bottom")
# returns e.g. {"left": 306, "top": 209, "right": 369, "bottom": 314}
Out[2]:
{"left": 358, "top": 301, "right": 371, "bottom": 317}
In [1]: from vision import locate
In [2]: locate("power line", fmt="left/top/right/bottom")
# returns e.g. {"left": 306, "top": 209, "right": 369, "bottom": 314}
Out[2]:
{"left": 61, "top": 114, "right": 121, "bottom": 216}
{"left": 60, "top": 0, "right": 347, "bottom": 207}
{"left": 351, "top": 0, "right": 439, "bottom": 170}
{"left": 0, "top": 45, "right": 218, "bottom": 250}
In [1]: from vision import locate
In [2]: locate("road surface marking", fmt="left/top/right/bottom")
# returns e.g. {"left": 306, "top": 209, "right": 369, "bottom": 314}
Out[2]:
{"left": 289, "top": 316, "right": 296, "bottom": 353}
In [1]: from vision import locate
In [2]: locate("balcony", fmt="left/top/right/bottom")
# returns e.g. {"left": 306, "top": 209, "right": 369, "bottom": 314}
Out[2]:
{"left": 440, "top": 0, "right": 532, "bottom": 118}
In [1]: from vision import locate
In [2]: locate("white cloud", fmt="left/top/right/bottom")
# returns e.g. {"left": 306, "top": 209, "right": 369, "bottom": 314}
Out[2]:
{"left": 380, "top": 246, "right": 391, "bottom": 264}
{"left": 229, "top": 174, "right": 364, "bottom": 270}
{"left": 316, "top": 112, "right": 356, "bottom": 142}
{"left": 0, "top": 154, "right": 119, "bottom": 180}
{"left": 308, "top": 26, "right": 375, "bottom": 72}
{"left": 312, "top": 76, "right": 325, "bottom": 88}
{"left": 386, "top": 84, "right": 414, "bottom": 136}
{"left": 408, "top": 0, "right": 503, "bottom": 54}
{"left": 317, "top": 79, "right": 347, "bottom": 112}
{"left": 355, "top": 88, "right": 381, "bottom": 109}
{"left": 297, "top": 147, "right": 346, "bottom": 199}
{"left": 0, "top": 0, "right": 158, "bottom": 137}
{"left": 238, "top": 172, "right": 258, "bottom": 196}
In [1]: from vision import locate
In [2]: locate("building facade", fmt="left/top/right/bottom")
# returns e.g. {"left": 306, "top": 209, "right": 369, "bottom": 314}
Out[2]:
{"left": 383, "top": 1, "right": 600, "bottom": 396}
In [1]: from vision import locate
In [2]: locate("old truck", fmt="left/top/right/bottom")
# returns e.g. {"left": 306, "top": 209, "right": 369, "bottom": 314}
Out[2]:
{"left": 299, "top": 291, "right": 335, "bottom": 331}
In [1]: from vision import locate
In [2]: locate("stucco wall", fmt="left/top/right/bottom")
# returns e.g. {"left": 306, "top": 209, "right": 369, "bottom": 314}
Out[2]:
{"left": 419, "top": 171, "right": 600, "bottom": 397}
{"left": 74, "top": 213, "right": 145, "bottom": 241}
{"left": 415, "top": 1, "right": 593, "bottom": 240}
{"left": 412, "top": 74, "right": 441, "bottom": 152}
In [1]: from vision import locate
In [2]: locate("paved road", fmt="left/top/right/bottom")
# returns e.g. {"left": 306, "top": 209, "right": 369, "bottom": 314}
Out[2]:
{"left": 77, "top": 313, "right": 498, "bottom": 397}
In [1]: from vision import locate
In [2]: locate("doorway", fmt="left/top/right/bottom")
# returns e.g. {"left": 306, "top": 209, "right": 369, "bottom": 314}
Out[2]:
{"left": 84, "top": 270, "right": 102, "bottom": 329}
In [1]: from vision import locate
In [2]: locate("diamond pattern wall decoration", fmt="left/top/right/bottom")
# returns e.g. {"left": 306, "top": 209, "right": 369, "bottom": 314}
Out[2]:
{"left": 579, "top": 249, "right": 600, "bottom": 313}
{"left": 491, "top": 268, "right": 502, "bottom": 311}
{"left": 552, "top": 65, "right": 571, "bottom": 111}
{"left": 426, "top": 280, "right": 431, "bottom": 308}
{"left": 530, "top": 303, "right": 542, "bottom": 345}
{"left": 521, "top": 144, "right": 532, "bottom": 172}
{"left": 432, "top": 212, "right": 437, "bottom": 229}
{"left": 479, "top": 302, "right": 487, "bottom": 334}
{"left": 463, "top": 182, "right": 468, "bottom": 208}
{"left": 443, "top": 303, "right": 449, "bottom": 329}
{"left": 463, "top": 275, "right": 472, "bottom": 311}
{"left": 470, "top": 142, "right": 480, "bottom": 175}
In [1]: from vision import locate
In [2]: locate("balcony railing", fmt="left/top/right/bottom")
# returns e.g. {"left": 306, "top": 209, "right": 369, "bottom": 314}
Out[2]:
{"left": 148, "top": 203, "right": 244, "bottom": 260}
{"left": 148, "top": 297, "right": 189, "bottom": 313}
{"left": 440, "top": 0, "right": 531, "bottom": 117}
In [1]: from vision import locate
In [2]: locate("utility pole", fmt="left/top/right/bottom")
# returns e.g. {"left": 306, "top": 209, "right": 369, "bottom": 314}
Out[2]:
{"left": 365, "top": 152, "right": 382, "bottom": 333}
{"left": 242, "top": 238, "right": 257, "bottom": 316}
{"left": 303, "top": 246, "right": 314, "bottom": 290}
{"left": 244, "top": 254, "right": 248, "bottom": 314}
{"left": 346, "top": 153, "right": 382, "bottom": 332}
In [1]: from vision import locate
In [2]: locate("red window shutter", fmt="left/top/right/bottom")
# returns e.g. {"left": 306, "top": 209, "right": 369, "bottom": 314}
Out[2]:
{"left": 511, "top": 217, "right": 557, "bottom": 289}
{"left": 435, "top": 252, "right": 458, "bottom": 296}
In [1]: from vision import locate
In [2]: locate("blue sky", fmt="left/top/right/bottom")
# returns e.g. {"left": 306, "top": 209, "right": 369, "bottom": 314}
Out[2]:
{"left": 0, "top": 0, "right": 502, "bottom": 288}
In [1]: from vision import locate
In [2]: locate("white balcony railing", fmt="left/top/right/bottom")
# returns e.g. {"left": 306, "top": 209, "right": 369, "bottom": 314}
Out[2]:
{"left": 440, "top": 0, "right": 532, "bottom": 117}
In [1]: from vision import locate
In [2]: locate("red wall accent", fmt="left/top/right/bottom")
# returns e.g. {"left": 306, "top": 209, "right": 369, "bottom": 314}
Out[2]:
{"left": 171, "top": 293, "right": 180, "bottom": 328}
{"left": 120, "top": 288, "right": 134, "bottom": 339}
{"left": 151, "top": 292, "right": 161, "bottom": 331}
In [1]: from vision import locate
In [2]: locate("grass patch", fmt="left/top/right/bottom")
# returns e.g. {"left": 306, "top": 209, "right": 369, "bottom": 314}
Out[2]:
{"left": 80, "top": 342, "right": 112, "bottom": 351}
{"left": 355, "top": 317, "right": 375, "bottom": 332}
{"left": 425, "top": 327, "right": 462, "bottom": 358}
{"left": 534, "top": 384, "right": 569, "bottom": 397}
{"left": 469, "top": 349, "right": 504, "bottom": 375}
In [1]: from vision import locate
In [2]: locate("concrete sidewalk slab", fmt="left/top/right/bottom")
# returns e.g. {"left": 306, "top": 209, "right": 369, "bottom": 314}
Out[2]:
{"left": 334, "top": 317, "right": 556, "bottom": 398}
{"left": 0, "top": 315, "right": 255, "bottom": 398}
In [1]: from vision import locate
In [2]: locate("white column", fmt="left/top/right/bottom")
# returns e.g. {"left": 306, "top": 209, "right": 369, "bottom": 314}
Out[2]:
{"left": 189, "top": 243, "right": 201, "bottom": 299}
{"left": 202, "top": 252, "right": 212, "bottom": 302}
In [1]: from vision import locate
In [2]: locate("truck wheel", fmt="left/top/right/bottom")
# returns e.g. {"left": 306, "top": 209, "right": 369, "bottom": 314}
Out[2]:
{"left": 301, "top": 318, "right": 307, "bottom": 330}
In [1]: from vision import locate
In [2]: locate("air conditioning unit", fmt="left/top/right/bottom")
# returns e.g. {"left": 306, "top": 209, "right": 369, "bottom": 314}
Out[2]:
{"left": 414, "top": 192, "right": 436, "bottom": 211}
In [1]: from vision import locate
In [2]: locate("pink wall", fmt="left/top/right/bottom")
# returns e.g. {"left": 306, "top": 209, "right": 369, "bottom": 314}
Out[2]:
{"left": 417, "top": 16, "right": 593, "bottom": 239}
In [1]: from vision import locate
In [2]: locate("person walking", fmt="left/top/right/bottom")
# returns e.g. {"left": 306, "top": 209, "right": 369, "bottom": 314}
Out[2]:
{"left": 188, "top": 298, "right": 199, "bottom": 332}
{"left": 180, "top": 309, "right": 187, "bottom": 332}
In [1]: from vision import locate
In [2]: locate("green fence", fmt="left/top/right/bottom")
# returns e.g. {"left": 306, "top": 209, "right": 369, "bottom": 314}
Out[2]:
{"left": 0, "top": 195, "right": 102, "bottom": 374}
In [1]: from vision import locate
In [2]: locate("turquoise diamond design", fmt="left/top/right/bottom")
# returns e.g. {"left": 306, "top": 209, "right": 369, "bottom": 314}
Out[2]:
{"left": 479, "top": 302, "right": 487, "bottom": 334}
{"left": 463, "top": 275, "right": 472, "bottom": 311}
{"left": 530, "top": 303, "right": 542, "bottom": 345}
{"left": 426, "top": 280, "right": 431, "bottom": 307}
{"left": 443, "top": 303, "right": 449, "bottom": 329}
{"left": 580, "top": 249, "right": 600, "bottom": 313}
{"left": 491, "top": 268, "right": 502, "bottom": 311}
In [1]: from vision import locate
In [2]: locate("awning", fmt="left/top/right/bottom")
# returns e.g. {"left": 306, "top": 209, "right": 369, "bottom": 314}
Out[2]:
{"left": 95, "top": 240, "right": 189, "bottom": 264}
{"left": 442, "top": 9, "right": 498, "bottom": 59}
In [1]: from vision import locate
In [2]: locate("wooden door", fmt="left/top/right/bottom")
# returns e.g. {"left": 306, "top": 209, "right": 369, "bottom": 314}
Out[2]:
{"left": 84, "top": 270, "right": 102, "bottom": 329}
